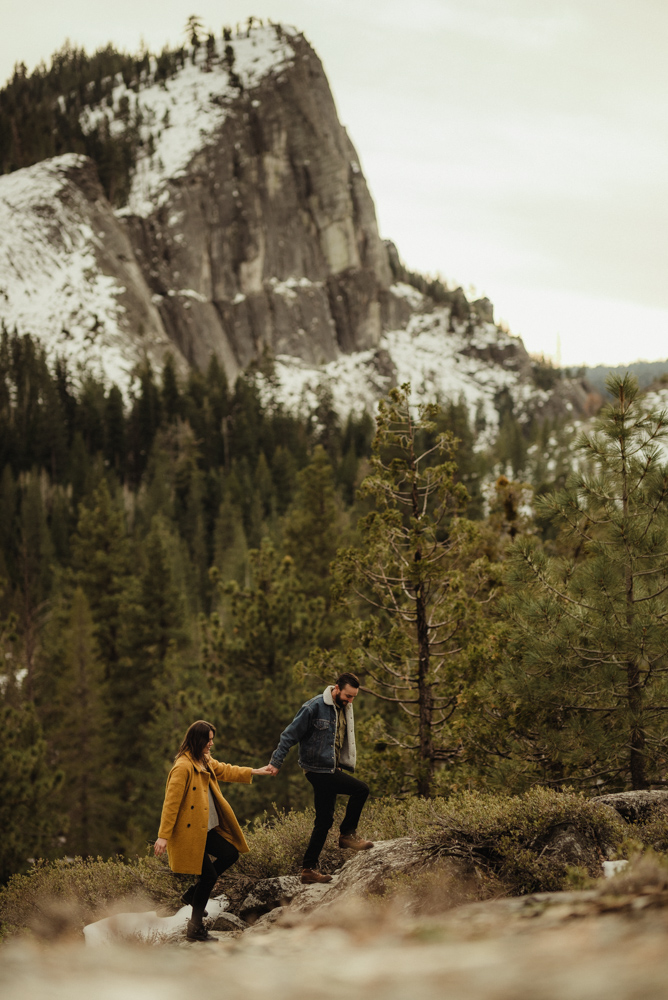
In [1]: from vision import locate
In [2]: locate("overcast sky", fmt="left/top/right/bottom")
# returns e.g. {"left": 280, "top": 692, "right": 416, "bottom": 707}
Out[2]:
{"left": 1, "top": 0, "right": 666, "bottom": 366}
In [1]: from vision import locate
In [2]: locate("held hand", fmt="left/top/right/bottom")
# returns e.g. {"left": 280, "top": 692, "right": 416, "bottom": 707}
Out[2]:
{"left": 266, "top": 763, "right": 279, "bottom": 776}
{"left": 251, "top": 764, "right": 277, "bottom": 776}
{"left": 154, "top": 837, "right": 168, "bottom": 856}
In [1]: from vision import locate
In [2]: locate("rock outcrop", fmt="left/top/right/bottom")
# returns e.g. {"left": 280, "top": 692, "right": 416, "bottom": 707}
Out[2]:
{"left": 242, "top": 838, "right": 427, "bottom": 930}
{"left": 240, "top": 875, "right": 303, "bottom": 923}
{"left": 591, "top": 790, "right": 668, "bottom": 824}
{"left": 122, "top": 28, "right": 394, "bottom": 377}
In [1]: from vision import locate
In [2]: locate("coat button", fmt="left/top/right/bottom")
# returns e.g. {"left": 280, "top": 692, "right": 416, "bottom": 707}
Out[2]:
{"left": 191, "top": 805, "right": 194, "bottom": 809}
{"left": 187, "top": 823, "right": 190, "bottom": 828}
{"left": 193, "top": 786, "right": 196, "bottom": 790}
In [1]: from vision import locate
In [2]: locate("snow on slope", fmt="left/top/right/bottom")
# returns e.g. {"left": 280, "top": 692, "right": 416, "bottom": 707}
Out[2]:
{"left": 0, "top": 154, "right": 133, "bottom": 387}
{"left": 258, "top": 301, "right": 545, "bottom": 448}
{"left": 80, "top": 25, "right": 296, "bottom": 217}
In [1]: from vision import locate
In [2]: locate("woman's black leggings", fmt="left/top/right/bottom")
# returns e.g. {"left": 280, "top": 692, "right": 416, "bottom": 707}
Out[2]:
{"left": 191, "top": 829, "right": 239, "bottom": 924}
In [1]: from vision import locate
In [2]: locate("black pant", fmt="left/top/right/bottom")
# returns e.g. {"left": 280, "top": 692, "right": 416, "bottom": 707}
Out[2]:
{"left": 191, "top": 829, "right": 239, "bottom": 924}
{"left": 303, "top": 769, "right": 369, "bottom": 869}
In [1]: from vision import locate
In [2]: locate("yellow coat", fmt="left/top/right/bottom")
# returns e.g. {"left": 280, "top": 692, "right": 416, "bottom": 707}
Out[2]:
{"left": 158, "top": 752, "right": 253, "bottom": 875}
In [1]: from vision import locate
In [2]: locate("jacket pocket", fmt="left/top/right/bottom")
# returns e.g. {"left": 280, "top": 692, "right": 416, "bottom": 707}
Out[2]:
{"left": 314, "top": 719, "right": 330, "bottom": 730}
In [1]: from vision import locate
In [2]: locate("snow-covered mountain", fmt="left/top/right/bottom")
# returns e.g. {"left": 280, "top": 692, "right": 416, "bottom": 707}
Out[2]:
{"left": 0, "top": 154, "right": 175, "bottom": 386}
{"left": 0, "top": 22, "right": 590, "bottom": 434}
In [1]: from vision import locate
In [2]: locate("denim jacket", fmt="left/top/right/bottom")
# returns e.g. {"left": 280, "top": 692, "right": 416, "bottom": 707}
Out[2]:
{"left": 270, "top": 685, "right": 357, "bottom": 774}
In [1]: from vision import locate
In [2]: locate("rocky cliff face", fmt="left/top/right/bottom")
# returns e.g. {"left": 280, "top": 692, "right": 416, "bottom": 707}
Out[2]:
{"left": 0, "top": 23, "right": 584, "bottom": 434}
{"left": 87, "top": 24, "right": 395, "bottom": 379}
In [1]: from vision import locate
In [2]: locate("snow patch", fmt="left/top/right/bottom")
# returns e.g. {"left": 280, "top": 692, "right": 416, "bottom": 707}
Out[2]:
{"left": 79, "top": 26, "right": 296, "bottom": 218}
{"left": 269, "top": 276, "right": 322, "bottom": 301}
{"left": 390, "top": 283, "right": 426, "bottom": 310}
{"left": 257, "top": 309, "right": 534, "bottom": 448}
{"left": 0, "top": 156, "right": 134, "bottom": 390}
{"left": 84, "top": 896, "right": 231, "bottom": 945}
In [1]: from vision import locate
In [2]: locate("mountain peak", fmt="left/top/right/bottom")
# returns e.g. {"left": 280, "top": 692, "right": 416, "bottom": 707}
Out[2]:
{"left": 0, "top": 24, "right": 584, "bottom": 433}
{"left": 79, "top": 24, "right": 299, "bottom": 218}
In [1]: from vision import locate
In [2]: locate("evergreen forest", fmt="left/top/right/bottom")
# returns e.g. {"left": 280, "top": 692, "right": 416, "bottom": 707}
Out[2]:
{"left": 2, "top": 327, "right": 668, "bottom": 883}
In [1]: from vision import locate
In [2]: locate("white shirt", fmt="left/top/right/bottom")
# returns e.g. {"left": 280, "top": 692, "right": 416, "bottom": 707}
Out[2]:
{"left": 207, "top": 787, "right": 219, "bottom": 831}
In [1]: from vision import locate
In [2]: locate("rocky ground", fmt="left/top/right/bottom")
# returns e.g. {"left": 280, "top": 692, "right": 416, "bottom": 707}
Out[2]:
{"left": 3, "top": 850, "right": 668, "bottom": 1000}
{"left": 4, "top": 879, "right": 668, "bottom": 1000}
{"left": 4, "top": 792, "right": 668, "bottom": 1000}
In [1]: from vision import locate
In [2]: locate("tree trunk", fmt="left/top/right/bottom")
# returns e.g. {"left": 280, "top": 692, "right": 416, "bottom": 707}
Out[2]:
{"left": 619, "top": 384, "right": 646, "bottom": 790}
{"left": 415, "top": 582, "right": 434, "bottom": 797}
{"left": 628, "top": 656, "right": 646, "bottom": 789}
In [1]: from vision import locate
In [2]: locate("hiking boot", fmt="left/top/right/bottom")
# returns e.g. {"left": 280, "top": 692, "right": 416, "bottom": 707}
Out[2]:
{"left": 301, "top": 868, "right": 333, "bottom": 884}
{"left": 186, "top": 919, "right": 216, "bottom": 942}
{"left": 180, "top": 884, "right": 207, "bottom": 917}
{"left": 339, "top": 831, "right": 374, "bottom": 851}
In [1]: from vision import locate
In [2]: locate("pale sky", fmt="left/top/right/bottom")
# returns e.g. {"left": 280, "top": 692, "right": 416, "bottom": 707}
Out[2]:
{"left": 1, "top": 0, "right": 667, "bottom": 366}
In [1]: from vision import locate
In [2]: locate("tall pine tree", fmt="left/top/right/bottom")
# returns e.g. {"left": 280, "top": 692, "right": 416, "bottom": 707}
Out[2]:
{"left": 500, "top": 375, "right": 668, "bottom": 790}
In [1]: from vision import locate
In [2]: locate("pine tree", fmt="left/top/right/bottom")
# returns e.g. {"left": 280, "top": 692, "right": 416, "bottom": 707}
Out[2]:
{"left": 70, "top": 478, "right": 132, "bottom": 678}
{"left": 500, "top": 375, "right": 668, "bottom": 791}
{"left": 160, "top": 355, "right": 182, "bottom": 423}
{"left": 0, "top": 699, "right": 64, "bottom": 880}
{"left": 283, "top": 445, "right": 344, "bottom": 601}
{"left": 185, "top": 15, "right": 204, "bottom": 54}
{"left": 116, "top": 515, "right": 189, "bottom": 851}
{"left": 15, "top": 471, "right": 54, "bottom": 699}
{"left": 202, "top": 541, "right": 322, "bottom": 816}
{"left": 329, "top": 386, "right": 497, "bottom": 796}
{"left": 103, "top": 385, "right": 126, "bottom": 477}
{"left": 0, "top": 465, "right": 18, "bottom": 583}
{"left": 42, "top": 587, "right": 112, "bottom": 857}
{"left": 254, "top": 452, "right": 275, "bottom": 520}
{"left": 0, "top": 604, "right": 63, "bottom": 878}
{"left": 271, "top": 445, "right": 297, "bottom": 515}
{"left": 213, "top": 497, "right": 248, "bottom": 586}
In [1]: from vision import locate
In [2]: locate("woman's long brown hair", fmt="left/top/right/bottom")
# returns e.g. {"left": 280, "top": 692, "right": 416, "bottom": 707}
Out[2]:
{"left": 175, "top": 720, "right": 216, "bottom": 762}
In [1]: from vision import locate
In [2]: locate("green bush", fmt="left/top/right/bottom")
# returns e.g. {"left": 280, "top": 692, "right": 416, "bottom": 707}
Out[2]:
{"left": 0, "top": 854, "right": 182, "bottom": 938}
{"left": 626, "top": 813, "right": 668, "bottom": 854}
{"left": 424, "top": 787, "right": 627, "bottom": 894}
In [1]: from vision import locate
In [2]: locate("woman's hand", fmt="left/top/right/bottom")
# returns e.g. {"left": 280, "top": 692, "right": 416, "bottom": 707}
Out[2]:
{"left": 154, "top": 837, "right": 168, "bottom": 856}
{"left": 251, "top": 765, "right": 276, "bottom": 776}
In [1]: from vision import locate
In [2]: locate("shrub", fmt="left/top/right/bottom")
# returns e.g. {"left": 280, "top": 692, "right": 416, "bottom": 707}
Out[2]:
{"left": 0, "top": 854, "right": 182, "bottom": 939}
{"left": 423, "top": 787, "right": 627, "bottom": 894}
{"left": 626, "top": 813, "right": 668, "bottom": 853}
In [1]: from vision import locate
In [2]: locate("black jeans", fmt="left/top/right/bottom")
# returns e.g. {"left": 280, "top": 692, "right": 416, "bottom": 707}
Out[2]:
{"left": 191, "top": 829, "right": 239, "bottom": 924}
{"left": 303, "top": 769, "right": 370, "bottom": 869}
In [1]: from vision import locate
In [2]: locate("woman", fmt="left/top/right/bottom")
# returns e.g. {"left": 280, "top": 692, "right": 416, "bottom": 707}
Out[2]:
{"left": 154, "top": 719, "right": 273, "bottom": 942}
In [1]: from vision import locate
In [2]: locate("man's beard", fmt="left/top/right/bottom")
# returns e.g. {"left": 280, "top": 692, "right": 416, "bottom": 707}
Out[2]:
{"left": 334, "top": 693, "right": 344, "bottom": 707}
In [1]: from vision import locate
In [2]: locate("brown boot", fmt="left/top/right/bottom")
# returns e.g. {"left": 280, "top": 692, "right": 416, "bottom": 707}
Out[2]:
{"left": 301, "top": 868, "right": 333, "bottom": 884}
{"left": 339, "top": 831, "right": 374, "bottom": 851}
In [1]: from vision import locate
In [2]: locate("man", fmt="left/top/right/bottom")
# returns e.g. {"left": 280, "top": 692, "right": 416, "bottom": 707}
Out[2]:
{"left": 267, "top": 672, "right": 374, "bottom": 884}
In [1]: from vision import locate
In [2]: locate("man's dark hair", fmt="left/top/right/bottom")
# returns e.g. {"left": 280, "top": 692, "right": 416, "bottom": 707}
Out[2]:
{"left": 336, "top": 672, "right": 360, "bottom": 690}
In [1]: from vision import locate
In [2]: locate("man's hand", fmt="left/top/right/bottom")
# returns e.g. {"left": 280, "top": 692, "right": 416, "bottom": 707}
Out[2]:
{"left": 251, "top": 764, "right": 277, "bottom": 776}
{"left": 154, "top": 837, "right": 168, "bottom": 856}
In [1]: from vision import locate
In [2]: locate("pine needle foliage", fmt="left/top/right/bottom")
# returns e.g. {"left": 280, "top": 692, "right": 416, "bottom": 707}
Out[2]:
{"left": 503, "top": 374, "right": 668, "bottom": 790}
{"left": 330, "top": 385, "right": 498, "bottom": 796}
